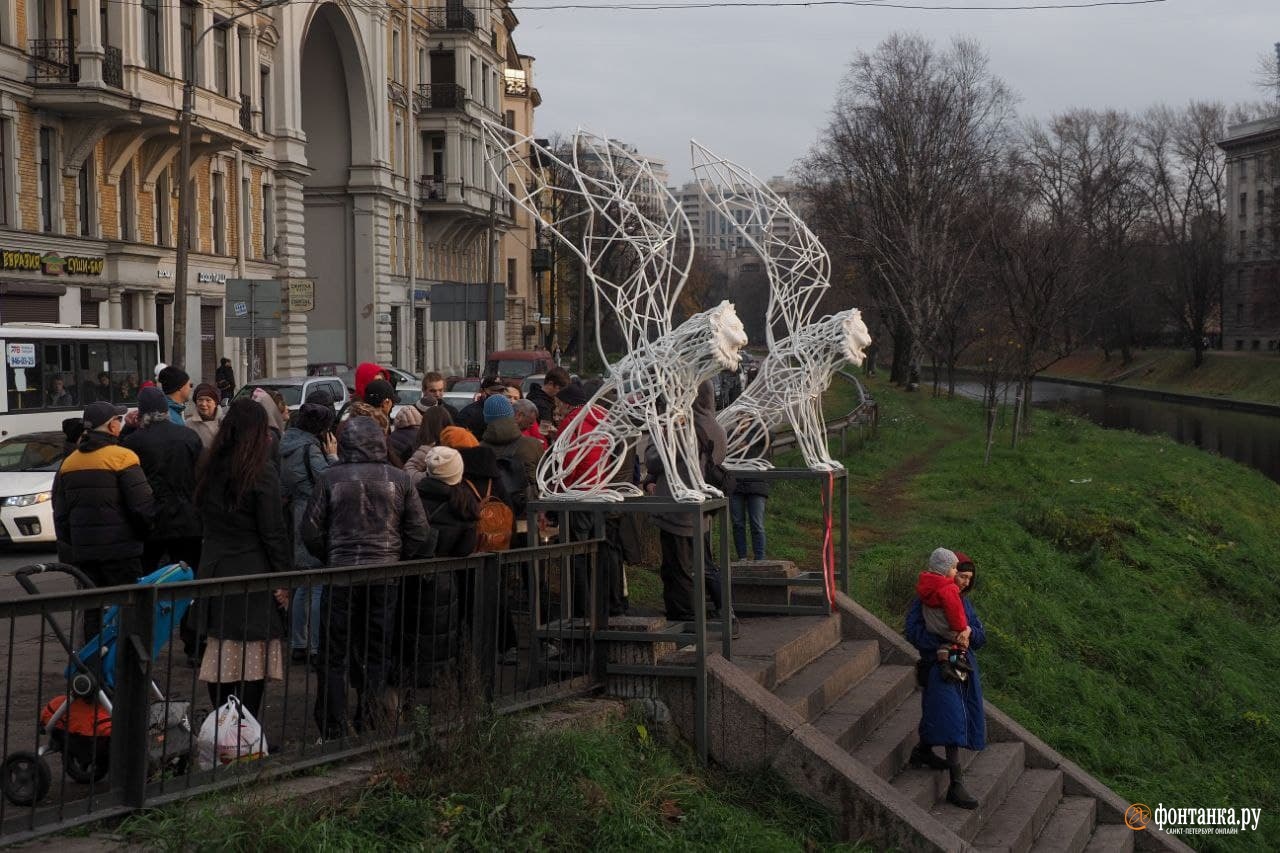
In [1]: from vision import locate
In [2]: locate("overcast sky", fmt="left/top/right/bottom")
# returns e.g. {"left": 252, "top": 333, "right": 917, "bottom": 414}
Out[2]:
{"left": 512, "top": 0, "right": 1277, "bottom": 184}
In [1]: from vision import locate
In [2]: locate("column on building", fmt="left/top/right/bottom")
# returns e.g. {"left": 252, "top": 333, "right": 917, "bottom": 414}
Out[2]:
{"left": 76, "top": 0, "right": 105, "bottom": 85}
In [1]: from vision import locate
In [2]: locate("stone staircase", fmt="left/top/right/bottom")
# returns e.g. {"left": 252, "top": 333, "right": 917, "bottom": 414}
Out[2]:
{"left": 655, "top": 588, "right": 1190, "bottom": 853}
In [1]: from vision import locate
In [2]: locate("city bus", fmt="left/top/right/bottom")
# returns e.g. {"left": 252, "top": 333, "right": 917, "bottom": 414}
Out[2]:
{"left": 1, "top": 324, "right": 161, "bottom": 438}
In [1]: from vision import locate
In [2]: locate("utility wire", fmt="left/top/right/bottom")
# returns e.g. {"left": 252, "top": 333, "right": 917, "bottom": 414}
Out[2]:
{"left": 508, "top": 0, "right": 1167, "bottom": 10}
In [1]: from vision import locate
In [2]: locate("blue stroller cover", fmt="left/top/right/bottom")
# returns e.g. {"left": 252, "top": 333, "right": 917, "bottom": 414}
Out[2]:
{"left": 67, "top": 563, "right": 195, "bottom": 690}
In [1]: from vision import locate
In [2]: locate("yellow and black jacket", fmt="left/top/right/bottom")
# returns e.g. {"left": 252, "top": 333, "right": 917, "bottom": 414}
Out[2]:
{"left": 52, "top": 431, "right": 155, "bottom": 562}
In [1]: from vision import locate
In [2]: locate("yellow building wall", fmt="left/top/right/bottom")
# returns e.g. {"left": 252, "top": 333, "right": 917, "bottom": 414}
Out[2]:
{"left": 16, "top": 108, "right": 38, "bottom": 232}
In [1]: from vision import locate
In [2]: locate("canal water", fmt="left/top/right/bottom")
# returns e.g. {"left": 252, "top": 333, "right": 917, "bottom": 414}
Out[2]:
{"left": 950, "top": 380, "right": 1280, "bottom": 484}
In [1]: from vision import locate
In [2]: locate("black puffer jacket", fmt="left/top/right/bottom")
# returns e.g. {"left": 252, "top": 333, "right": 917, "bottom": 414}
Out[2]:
{"left": 122, "top": 418, "right": 204, "bottom": 540}
{"left": 301, "top": 416, "right": 430, "bottom": 567}
{"left": 416, "top": 477, "right": 479, "bottom": 558}
{"left": 52, "top": 430, "right": 155, "bottom": 562}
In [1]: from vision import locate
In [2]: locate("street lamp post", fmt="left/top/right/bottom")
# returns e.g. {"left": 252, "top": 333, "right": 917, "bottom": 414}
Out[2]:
{"left": 172, "top": 0, "right": 290, "bottom": 369}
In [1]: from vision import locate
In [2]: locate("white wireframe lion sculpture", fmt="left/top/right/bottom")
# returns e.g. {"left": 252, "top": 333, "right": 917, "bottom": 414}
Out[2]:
{"left": 484, "top": 125, "right": 748, "bottom": 502}
{"left": 692, "top": 141, "right": 872, "bottom": 472}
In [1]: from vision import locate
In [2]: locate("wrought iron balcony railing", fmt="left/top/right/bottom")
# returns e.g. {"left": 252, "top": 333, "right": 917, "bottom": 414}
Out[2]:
{"left": 418, "top": 175, "right": 447, "bottom": 202}
{"left": 103, "top": 45, "right": 123, "bottom": 89}
{"left": 425, "top": 6, "right": 476, "bottom": 31}
{"left": 239, "top": 94, "right": 253, "bottom": 131}
{"left": 29, "top": 39, "right": 77, "bottom": 83}
{"left": 417, "top": 83, "right": 467, "bottom": 111}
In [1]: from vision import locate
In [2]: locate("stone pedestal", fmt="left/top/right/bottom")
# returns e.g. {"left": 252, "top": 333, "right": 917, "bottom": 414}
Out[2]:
{"left": 730, "top": 559, "right": 799, "bottom": 607}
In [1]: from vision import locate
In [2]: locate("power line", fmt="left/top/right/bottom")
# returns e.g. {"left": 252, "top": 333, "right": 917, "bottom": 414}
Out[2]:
{"left": 509, "top": 0, "right": 1168, "bottom": 10}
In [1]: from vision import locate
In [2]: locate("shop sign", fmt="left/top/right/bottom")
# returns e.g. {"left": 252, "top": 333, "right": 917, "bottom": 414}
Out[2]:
{"left": 197, "top": 271, "right": 228, "bottom": 284}
{"left": 286, "top": 279, "right": 315, "bottom": 312}
{"left": 1, "top": 249, "right": 104, "bottom": 276}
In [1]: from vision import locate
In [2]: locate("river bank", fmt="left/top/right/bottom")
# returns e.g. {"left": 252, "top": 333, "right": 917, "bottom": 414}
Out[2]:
{"left": 1040, "top": 348, "right": 1280, "bottom": 408}
{"left": 761, "top": 379, "right": 1280, "bottom": 853}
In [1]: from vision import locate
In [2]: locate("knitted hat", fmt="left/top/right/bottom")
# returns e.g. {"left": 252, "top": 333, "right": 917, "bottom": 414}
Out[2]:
{"left": 557, "top": 380, "right": 590, "bottom": 407}
{"left": 193, "top": 382, "right": 220, "bottom": 403}
{"left": 439, "top": 425, "right": 480, "bottom": 449}
{"left": 953, "top": 550, "right": 974, "bottom": 568}
{"left": 927, "top": 548, "right": 958, "bottom": 575}
{"left": 423, "top": 446, "right": 464, "bottom": 486}
{"left": 137, "top": 386, "right": 169, "bottom": 415}
{"left": 483, "top": 393, "right": 515, "bottom": 423}
{"left": 394, "top": 405, "right": 423, "bottom": 430}
{"left": 83, "top": 400, "right": 127, "bottom": 429}
{"left": 158, "top": 366, "right": 190, "bottom": 396}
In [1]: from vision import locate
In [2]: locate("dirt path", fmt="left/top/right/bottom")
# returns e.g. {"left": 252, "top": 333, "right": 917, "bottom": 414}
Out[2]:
{"left": 849, "top": 425, "right": 966, "bottom": 548}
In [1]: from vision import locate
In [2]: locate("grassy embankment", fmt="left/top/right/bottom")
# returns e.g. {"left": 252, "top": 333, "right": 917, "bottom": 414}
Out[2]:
{"left": 121, "top": 709, "right": 864, "bottom": 852}
{"left": 738, "top": 377, "right": 1279, "bottom": 852}
{"left": 1042, "top": 349, "right": 1280, "bottom": 406}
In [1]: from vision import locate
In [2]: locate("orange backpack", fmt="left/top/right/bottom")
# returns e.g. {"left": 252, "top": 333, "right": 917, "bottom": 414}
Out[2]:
{"left": 467, "top": 480, "right": 514, "bottom": 551}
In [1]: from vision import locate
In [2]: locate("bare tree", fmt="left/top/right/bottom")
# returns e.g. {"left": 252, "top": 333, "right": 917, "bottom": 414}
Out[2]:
{"left": 797, "top": 34, "right": 1015, "bottom": 387}
{"left": 1137, "top": 103, "right": 1229, "bottom": 367}
{"left": 1025, "top": 110, "right": 1147, "bottom": 363}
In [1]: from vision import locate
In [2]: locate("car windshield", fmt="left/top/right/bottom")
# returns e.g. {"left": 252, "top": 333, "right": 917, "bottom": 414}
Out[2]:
{"left": 0, "top": 436, "right": 66, "bottom": 473}
{"left": 234, "top": 384, "right": 303, "bottom": 406}
{"left": 487, "top": 360, "right": 537, "bottom": 378}
{"left": 397, "top": 388, "right": 422, "bottom": 405}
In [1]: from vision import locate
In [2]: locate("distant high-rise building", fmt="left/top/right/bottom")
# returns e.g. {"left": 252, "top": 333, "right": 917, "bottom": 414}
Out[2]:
{"left": 668, "top": 176, "right": 798, "bottom": 254}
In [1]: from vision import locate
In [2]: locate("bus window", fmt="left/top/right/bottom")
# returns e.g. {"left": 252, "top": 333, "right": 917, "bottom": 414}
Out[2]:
{"left": 77, "top": 342, "right": 113, "bottom": 404}
{"left": 110, "top": 342, "right": 142, "bottom": 405}
{"left": 41, "top": 342, "right": 79, "bottom": 409}
{"left": 5, "top": 346, "right": 43, "bottom": 412}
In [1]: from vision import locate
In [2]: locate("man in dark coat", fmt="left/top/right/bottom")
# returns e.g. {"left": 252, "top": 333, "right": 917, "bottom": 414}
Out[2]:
{"left": 456, "top": 378, "right": 507, "bottom": 442}
{"left": 480, "top": 394, "right": 541, "bottom": 518}
{"left": 53, "top": 401, "right": 156, "bottom": 637}
{"left": 644, "top": 381, "right": 729, "bottom": 623}
{"left": 527, "top": 365, "right": 570, "bottom": 426}
{"left": 123, "top": 387, "right": 204, "bottom": 572}
{"left": 302, "top": 416, "right": 430, "bottom": 737}
{"left": 215, "top": 358, "right": 236, "bottom": 403}
{"left": 414, "top": 371, "right": 460, "bottom": 421}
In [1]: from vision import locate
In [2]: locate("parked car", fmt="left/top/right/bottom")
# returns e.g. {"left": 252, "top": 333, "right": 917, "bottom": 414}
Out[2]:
{"left": 337, "top": 365, "right": 419, "bottom": 396}
{"left": 521, "top": 372, "right": 579, "bottom": 399}
{"left": 443, "top": 377, "right": 482, "bottom": 411}
{"left": 0, "top": 431, "right": 66, "bottom": 545}
{"left": 233, "top": 376, "right": 349, "bottom": 412}
{"left": 484, "top": 349, "right": 554, "bottom": 380}
{"left": 306, "top": 362, "right": 351, "bottom": 377}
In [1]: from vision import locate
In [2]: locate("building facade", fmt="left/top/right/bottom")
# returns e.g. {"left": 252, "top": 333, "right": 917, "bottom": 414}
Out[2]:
{"left": 1220, "top": 115, "right": 1280, "bottom": 353}
{"left": 669, "top": 175, "right": 796, "bottom": 255}
{"left": 0, "top": 0, "right": 538, "bottom": 387}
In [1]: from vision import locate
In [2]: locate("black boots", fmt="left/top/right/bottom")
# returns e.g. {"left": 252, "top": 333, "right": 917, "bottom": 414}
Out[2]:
{"left": 908, "top": 743, "right": 949, "bottom": 770}
{"left": 945, "top": 746, "right": 979, "bottom": 809}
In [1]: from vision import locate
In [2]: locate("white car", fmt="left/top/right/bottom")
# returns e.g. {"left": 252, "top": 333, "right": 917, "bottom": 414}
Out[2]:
{"left": 0, "top": 431, "right": 66, "bottom": 546}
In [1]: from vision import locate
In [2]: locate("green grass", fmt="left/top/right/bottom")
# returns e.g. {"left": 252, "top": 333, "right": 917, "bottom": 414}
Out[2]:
{"left": 1043, "top": 348, "right": 1280, "bottom": 406}
{"left": 768, "top": 379, "right": 1280, "bottom": 852}
{"left": 120, "top": 711, "right": 866, "bottom": 853}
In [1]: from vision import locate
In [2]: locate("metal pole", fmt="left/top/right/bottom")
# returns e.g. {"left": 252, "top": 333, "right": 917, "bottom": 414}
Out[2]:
{"left": 173, "top": 81, "right": 194, "bottom": 369}
{"left": 485, "top": 194, "right": 496, "bottom": 365}
{"left": 719, "top": 504, "right": 731, "bottom": 661}
{"left": 692, "top": 506, "right": 707, "bottom": 763}
{"left": 839, "top": 472, "right": 850, "bottom": 596}
{"left": 248, "top": 282, "right": 256, "bottom": 382}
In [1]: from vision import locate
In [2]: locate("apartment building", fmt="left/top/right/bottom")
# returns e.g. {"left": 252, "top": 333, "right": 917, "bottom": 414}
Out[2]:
{"left": 1219, "top": 114, "right": 1280, "bottom": 353}
{"left": 0, "top": 0, "right": 537, "bottom": 382}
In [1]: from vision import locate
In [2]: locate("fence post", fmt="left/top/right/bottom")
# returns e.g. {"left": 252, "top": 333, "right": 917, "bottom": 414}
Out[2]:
{"left": 110, "top": 585, "right": 156, "bottom": 809}
{"left": 692, "top": 507, "right": 708, "bottom": 764}
{"left": 472, "top": 555, "right": 500, "bottom": 702}
{"left": 591, "top": 512, "right": 609, "bottom": 686}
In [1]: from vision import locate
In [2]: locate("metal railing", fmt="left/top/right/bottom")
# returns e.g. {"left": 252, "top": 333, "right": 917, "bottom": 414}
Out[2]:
{"left": 0, "top": 540, "right": 601, "bottom": 844}
{"left": 416, "top": 83, "right": 467, "bottom": 111}
{"left": 417, "top": 175, "right": 447, "bottom": 203}
{"left": 29, "top": 40, "right": 78, "bottom": 83}
{"left": 425, "top": 6, "right": 477, "bottom": 31}
{"left": 238, "top": 95, "right": 252, "bottom": 132}
{"left": 768, "top": 369, "right": 879, "bottom": 458}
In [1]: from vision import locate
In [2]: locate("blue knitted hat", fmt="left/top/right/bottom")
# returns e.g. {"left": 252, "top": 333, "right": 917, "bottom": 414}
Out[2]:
{"left": 483, "top": 393, "right": 514, "bottom": 423}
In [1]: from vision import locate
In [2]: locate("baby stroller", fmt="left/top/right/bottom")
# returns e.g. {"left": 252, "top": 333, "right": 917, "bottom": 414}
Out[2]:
{"left": 0, "top": 562, "right": 194, "bottom": 807}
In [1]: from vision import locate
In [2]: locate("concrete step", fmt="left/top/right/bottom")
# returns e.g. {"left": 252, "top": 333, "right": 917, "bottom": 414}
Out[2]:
{"left": 850, "top": 693, "right": 923, "bottom": 779}
{"left": 813, "top": 664, "right": 916, "bottom": 751}
{"left": 1082, "top": 824, "right": 1135, "bottom": 853}
{"left": 971, "top": 768, "right": 1063, "bottom": 853}
{"left": 772, "top": 640, "right": 880, "bottom": 722}
{"left": 1031, "top": 797, "right": 1097, "bottom": 853}
{"left": 892, "top": 748, "right": 979, "bottom": 811}
{"left": 930, "top": 741, "right": 1026, "bottom": 840}
{"left": 730, "top": 614, "right": 842, "bottom": 689}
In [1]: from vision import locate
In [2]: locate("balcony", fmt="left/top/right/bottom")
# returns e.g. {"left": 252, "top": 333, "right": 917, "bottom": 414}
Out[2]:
{"left": 418, "top": 175, "right": 447, "bottom": 203}
{"left": 417, "top": 84, "right": 467, "bottom": 111}
{"left": 425, "top": 6, "right": 476, "bottom": 31}
{"left": 239, "top": 95, "right": 252, "bottom": 132}
{"left": 30, "top": 39, "right": 78, "bottom": 83}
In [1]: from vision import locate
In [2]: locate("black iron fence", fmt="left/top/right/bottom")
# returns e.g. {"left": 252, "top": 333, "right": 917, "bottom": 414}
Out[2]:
{"left": 29, "top": 40, "right": 78, "bottom": 83}
{"left": 417, "top": 83, "right": 467, "bottom": 111}
{"left": 0, "top": 540, "right": 600, "bottom": 844}
{"left": 103, "top": 46, "right": 123, "bottom": 89}
{"left": 425, "top": 6, "right": 477, "bottom": 31}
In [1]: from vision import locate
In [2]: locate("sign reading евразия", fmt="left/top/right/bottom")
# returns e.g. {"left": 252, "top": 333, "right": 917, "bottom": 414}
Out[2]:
{"left": 1, "top": 249, "right": 104, "bottom": 276}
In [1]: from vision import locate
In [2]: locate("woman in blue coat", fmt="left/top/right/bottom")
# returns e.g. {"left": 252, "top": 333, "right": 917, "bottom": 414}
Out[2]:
{"left": 904, "top": 552, "right": 985, "bottom": 809}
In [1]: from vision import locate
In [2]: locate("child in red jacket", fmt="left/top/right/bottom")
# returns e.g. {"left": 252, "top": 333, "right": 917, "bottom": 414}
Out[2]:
{"left": 916, "top": 548, "right": 972, "bottom": 682}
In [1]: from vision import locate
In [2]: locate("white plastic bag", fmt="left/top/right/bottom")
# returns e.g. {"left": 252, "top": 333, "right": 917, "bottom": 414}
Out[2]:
{"left": 196, "top": 696, "right": 268, "bottom": 770}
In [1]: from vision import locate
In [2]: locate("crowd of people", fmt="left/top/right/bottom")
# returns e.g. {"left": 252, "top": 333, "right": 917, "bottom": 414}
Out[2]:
{"left": 48, "top": 359, "right": 772, "bottom": 737}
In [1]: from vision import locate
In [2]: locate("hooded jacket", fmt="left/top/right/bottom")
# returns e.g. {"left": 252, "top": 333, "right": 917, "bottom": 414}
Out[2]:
{"left": 52, "top": 430, "right": 156, "bottom": 562}
{"left": 481, "top": 416, "right": 543, "bottom": 485}
{"left": 560, "top": 402, "right": 610, "bottom": 491}
{"left": 280, "top": 427, "right": 337, "bottom": 569}
{"left": 301, "top": 416, "right": 429, "bottom": 567}
{"left": 457, "top": 445, "right": 513, "bottom": 509}
{"left": 645, "top": 381, "right": 726, "bottom": 537}
{"left": 122, "top": 418, "right": 203, "bottom": 541}
{"left": 353, "top": 362, "right": 389, "bottom": 400}
{"left": 916, "top": 571, "right": 968, "bottom": 635}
